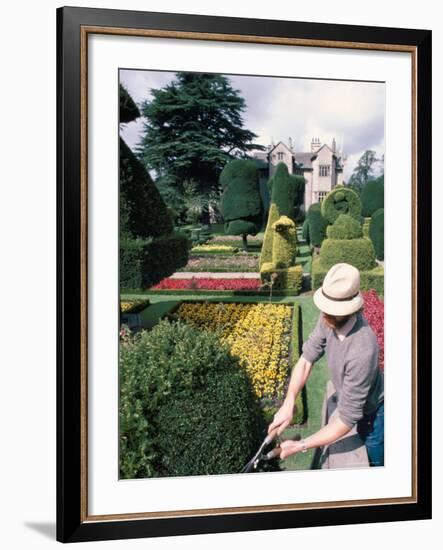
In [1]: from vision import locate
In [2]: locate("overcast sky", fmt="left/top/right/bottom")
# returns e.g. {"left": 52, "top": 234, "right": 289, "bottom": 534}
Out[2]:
{"left": 120, "top": 69, "right": 385, "bottom": 181}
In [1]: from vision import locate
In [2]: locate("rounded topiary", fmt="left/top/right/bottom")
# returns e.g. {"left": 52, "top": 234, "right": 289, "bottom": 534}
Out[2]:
{"left": 119, "top": 319, "right": 272, "bottom": 479}
{"left": 326, "top": 214, "right": 363, "bottom": 239}
{"left": 361, "top": 179, "right": 384, "bottom": 217}
{"left": 304, "top": 203, "right": 328, "bottom": 247}
{"left": 369, "top": 208, "right": 384, "bottom": 260}
{"left": 321, "top": 186, "right": 362, "bottom": 224}
{"left": 156, "top": 368, "right": 279, "bottom": 476}
{"left": 319, "top": 238, "right": 377, "bottom": 271}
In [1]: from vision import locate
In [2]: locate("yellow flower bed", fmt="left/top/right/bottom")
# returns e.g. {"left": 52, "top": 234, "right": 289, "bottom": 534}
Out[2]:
{"left": 173, "top": 302, "right": 292, "bottom": 400}
{"left": 120, "top": 299, "right": 149, "bottom": 313}
{"left": 191, "top": 244, "right": 239, "bottom": 253}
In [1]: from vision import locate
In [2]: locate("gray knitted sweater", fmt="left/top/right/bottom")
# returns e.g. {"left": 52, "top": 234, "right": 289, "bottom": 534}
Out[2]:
{"left": 302, "top": 312, "right": 384, "bottom": 428}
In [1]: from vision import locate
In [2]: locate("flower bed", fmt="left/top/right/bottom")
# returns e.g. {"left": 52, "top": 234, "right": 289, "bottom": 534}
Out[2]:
{"left": 191, "top": 244, "right": 239, "bottom": 254}
{"left": 120, "top": 298, "right": 150, "bottom": 314}
{"left": 177, "top": 254, "right": 260, "bottom": 272}
{"left": 171, "top": 302, "right": 292, "bottom": 400}
{"left": 362, "top": 290, "right": 384, "bottom": 371}
{"left": 151, "top": 277, "right": 261, "bottom": 291}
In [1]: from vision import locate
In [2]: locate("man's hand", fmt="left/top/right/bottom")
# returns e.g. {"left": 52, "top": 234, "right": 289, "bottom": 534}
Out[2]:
{"left": 267, "top": 401, "right": 297, "bottom": 437}
{"left": 279, "top": 439, "right": 303, "bottom": 460}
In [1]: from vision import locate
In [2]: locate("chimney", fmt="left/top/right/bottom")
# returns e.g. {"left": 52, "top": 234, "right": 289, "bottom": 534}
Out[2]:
{"left": 288, "top": 136, "right": 293, "bottom": 151}
{"left": 311, "top": 137, "right": 321, "bottom": 153}
{"left": 332, "top": 137, "right": 337, "bottom": 153}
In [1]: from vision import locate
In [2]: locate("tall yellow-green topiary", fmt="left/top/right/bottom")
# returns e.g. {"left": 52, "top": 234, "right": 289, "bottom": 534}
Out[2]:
{"left": 260, "top": 164, "right": 303, "bottom": 293}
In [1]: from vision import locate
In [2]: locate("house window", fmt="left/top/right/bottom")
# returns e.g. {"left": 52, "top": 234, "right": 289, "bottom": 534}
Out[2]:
{"left": 319, "top": 165, "right": 331, "bottom": 177}
{"left": 277, "top": 152, "right": 284, "bottom": 160}
{"left": 317, "top": 191, "right": 328, "bottom": 203}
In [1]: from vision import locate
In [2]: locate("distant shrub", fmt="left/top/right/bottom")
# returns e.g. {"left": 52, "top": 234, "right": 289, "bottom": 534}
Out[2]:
{"left": 304, "top": 203, "right": 328, "bottom": 247}
{"left": 369, "top": 208, "right": 384, "bottom": 260}
{"left": 361, "top": 179, "right": 384, "bottom": 217}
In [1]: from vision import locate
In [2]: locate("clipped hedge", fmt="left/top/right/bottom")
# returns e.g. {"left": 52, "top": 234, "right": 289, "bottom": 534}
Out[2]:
{"left": 120, "top": 233, "right": 189, "bottom": 291}
{"left": 311, "top": 258, "right": 384, "bottom": 296}
{"left": 119, "top": 318, "right": 273, "bottom": 478}
{"left": 361, "top": 179, "right": 384, "bottom": 217}
{"left": 326, "top": 214, "right": 363, "bottom": 239}
{"left": 303, "top": 203, "right": 328, "bottom": 247}
{"left": 319, "top": 237, "right": 377, "bottom": 271}
{"left": 369, "top": 208, "right": 384, "bottom": 260}
{"left": 321, "top": 186, "right": 362, "bottom": 224}
{"left": 261, "top": 263, "right": 303, "bottom": 292}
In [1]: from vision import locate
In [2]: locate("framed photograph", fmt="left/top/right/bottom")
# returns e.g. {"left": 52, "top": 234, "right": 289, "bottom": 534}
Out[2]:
{"left": 56, "top": 6, "right": 432, "bottom": 543}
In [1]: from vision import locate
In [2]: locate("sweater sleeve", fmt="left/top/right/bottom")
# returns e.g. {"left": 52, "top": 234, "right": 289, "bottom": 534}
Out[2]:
{"left": 301, "top": 314, "right": 327, "bottom": 364}
{"left": 337, "top": 346, "right": 379, "bottom": 428}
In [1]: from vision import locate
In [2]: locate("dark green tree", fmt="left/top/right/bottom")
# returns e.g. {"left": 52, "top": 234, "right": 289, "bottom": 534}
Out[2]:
{"left": 347, "top": 150, "right": 379, "bottom": 192}
{"left": 220, "top": 159, "right": 263, "bottom": 251}
{"left": 136, "top": 72, "right": 264, "bottom": 223}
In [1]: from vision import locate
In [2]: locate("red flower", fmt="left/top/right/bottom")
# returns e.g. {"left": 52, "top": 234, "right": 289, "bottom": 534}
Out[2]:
{"left": 151, "top": 277, "right": 261, "bottom": 291}
{"left": 362, "top": 290, "right": 384, "bottom": 371}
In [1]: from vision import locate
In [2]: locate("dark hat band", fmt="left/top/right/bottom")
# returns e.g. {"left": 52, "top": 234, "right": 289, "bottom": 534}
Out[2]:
{"left": 321, "top": 289, "right": 359, "bottom": 302}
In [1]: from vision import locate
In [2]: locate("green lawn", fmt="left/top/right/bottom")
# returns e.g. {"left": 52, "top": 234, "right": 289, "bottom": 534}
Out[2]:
{"left": 126, "top": 292, "right": 328, "bottom": 472}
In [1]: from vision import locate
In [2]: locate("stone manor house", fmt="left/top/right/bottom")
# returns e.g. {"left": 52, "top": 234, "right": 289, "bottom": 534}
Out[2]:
{"left": 252, "top": 137, "right": 345, "bottom": 211}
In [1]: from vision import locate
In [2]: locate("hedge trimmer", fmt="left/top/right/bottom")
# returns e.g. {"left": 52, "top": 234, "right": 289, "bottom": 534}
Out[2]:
{"left": 240, "top": 426, "right": 301, "bottom": 473}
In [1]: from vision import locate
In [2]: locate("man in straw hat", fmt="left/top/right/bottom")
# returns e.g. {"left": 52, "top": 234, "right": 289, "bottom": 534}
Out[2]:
{"left": 268, "top": 262, "right": 384, "bottom": 467}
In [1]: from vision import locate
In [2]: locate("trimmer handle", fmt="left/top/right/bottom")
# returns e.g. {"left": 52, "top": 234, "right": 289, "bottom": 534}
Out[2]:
{"left": 264, "top": 425, "right": 281, "bottom": 445}
{"left": 265, "top": 434, "right": 302, "bottom": 460}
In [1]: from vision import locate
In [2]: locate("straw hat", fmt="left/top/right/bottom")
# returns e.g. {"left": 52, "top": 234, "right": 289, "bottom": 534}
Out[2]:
{"left": 313, "top": 263, "right": 364, "bottom": 316}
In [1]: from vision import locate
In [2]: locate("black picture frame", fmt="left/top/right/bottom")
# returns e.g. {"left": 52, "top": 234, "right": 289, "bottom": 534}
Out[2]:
{"left": 57, "top": 5, "right": 432, "bottom": 543}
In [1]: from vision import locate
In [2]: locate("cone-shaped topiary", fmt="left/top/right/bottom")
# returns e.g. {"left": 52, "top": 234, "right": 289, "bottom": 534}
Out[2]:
{"left": 119, "top": 83, "right": 140, "bottom": 123}
{"left": 321, "top": 185, "right": 362, "bottom": 224}
{"left": 369, "top": 208, "right": 384, "bottom": 260}
{"left": 119, "top": 88, "right": 188, "bottom": 291}
{"left": 303, "top": 202, "right": 328, "bottom": 247}
{"left": 220, "top": 159, "right": 263, "bottom": 251}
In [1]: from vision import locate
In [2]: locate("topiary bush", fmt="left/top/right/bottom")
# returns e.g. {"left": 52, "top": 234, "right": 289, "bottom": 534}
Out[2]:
{"left": 271, "top": 215, "right": 297, "bottom": 267}
{"left": 369, "top": 208, "right": 384, "bottom": 260}
{"left": 303, "top": 203, "right": 328, "bottom": 247}
{"left": 319, "top": 238, "right": 377, "bottom": 271}
{"left": 220, "top": 159, "right": 263, "bottom": 250}
{"left": 321, "top": 185, "right": 362, "bottom": 224}
{"left": 260, "top": 163, "right": 298, "bottom": 269}
{"left": 326, "top": 214, "right": 363, "bottom": 240}
{"left": 260, "top": 264, "right": 303, "bottom": 293}
{"left": 119, "top": 318, "right": 274, "bottom": 479}
{"left": 361, "top": 178, "right": 384, "bottom": 217}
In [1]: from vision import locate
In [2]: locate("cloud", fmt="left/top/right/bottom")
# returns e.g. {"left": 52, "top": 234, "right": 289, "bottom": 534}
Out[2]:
{"left": 119, "top": 69, "right": 385, "bottom": 178}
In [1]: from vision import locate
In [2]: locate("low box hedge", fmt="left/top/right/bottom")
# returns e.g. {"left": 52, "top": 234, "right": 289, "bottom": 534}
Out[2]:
{"left": 120, "top": 233, "right": 189, "bottom": 291}
{"left": 260, "top": 263, "right": 304, "bottom": 294}
{"left": 311, "top": 257, "right": 384, "bottom": 296}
